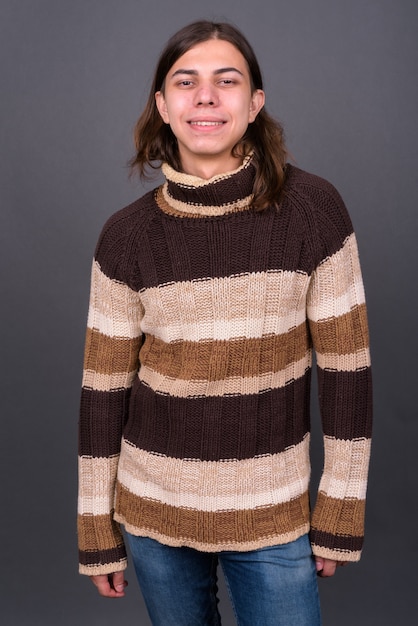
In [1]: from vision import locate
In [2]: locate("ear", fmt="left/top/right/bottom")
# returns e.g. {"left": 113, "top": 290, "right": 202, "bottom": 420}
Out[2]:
{"left": 249, "top": 89, "right": 265, "bottom": 123}
{"left": 155, "top": 91, "right": 170, "bottom": 124}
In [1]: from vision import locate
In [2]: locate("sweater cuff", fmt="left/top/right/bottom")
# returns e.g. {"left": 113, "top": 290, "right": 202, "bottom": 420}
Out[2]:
{"left": 79, "top": 545, "right": 128, "bottom": 576}
{"left": 78, "top": 511, "right": 127, "bottom": 575}
{"left": 310, "top": 530, "right": 363, "bottom": 562}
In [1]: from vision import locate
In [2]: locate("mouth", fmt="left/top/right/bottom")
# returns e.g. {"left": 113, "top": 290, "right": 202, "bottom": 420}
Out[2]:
{"left": 188, "top": 120, "right": 225, "bottom": 127}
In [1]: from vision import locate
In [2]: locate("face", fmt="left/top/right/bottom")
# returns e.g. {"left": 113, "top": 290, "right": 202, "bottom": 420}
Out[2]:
{"left": 155, "top": 39, "right": 265, "bottom": 179}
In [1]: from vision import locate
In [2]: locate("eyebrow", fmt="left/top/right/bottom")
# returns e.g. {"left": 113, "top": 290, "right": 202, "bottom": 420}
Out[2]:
{"left": 170, "top": 67, "right": 244, "bottom": 78}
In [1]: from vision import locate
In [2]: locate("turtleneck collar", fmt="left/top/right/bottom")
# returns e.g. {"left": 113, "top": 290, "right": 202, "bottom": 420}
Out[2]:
{"left": 156, "top": 155, "right": 256, "bottom": 218}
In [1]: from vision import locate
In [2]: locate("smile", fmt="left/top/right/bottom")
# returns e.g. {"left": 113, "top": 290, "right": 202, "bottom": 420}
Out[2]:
{"left": 189, "top": 121, "right": 224, "bottom": 126}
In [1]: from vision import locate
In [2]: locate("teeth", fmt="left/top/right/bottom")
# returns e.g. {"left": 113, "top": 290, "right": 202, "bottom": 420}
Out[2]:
{"left": 191, "top": 121, "right": 223, "bottom": 126}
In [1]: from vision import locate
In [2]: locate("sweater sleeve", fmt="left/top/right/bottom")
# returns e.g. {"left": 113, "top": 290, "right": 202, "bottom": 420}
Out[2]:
{"left": 306, "top": 186, "right": 372, "bottom": 562}
{"left": 78, "top": 221, "right": 144, "bottom": 575}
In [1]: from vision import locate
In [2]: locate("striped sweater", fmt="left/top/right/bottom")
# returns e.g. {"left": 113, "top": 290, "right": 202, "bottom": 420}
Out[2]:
{"left": 78, "top": 158, "right": 372, "bottom": 575}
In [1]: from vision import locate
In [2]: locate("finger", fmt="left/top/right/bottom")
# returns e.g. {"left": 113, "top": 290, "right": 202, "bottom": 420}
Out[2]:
{"left": 111, "top": 570, "right": 128, "bottom": 594}
{"left": 91, "top": 575, "right": 113, "bottom": 597}
{"left": 91, "top": 574, "right": 126, "bottom": 598}
{"left": 316, "top": 559, "right": 338, "bottom": 578}
{"left": 322, "top": 560, "right": 338, "bottom": 577}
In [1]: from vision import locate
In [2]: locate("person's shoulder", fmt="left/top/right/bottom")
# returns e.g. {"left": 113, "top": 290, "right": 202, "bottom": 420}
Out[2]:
{"left": 284, "top": 164, "right": 344, "bottom": 207}
{"left": 283, "top": 165, "right": 354, "bottom": 256}
{"left": 100, "top": 188, "right": 157, "bottom": 240}
{"left": 93, "top": 188, "right": 158, "bottom": 278}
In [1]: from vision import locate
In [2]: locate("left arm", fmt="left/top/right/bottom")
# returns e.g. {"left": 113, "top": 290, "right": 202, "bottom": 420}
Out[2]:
{"left": 307, "top": 190, "right": 372, "bottom": 568}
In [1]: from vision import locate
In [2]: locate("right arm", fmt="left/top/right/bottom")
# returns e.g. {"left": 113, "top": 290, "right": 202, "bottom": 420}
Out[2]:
{"left": 78, "top": 237, "right": 143, "bottom": 580}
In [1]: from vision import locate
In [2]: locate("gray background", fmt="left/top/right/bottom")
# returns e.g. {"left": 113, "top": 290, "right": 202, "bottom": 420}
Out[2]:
{"left": 1, "top": 0, "right": 417, "bottom": 624}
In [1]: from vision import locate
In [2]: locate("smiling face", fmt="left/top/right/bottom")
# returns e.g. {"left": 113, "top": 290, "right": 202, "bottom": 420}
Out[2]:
{"left": 155, "top": 38, "right": 265, "bottom": 179}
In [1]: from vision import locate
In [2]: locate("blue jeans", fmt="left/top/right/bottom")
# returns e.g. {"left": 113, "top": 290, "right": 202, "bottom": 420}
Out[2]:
{"left": 126, "top": 533, "right": 321, "bottom": 625}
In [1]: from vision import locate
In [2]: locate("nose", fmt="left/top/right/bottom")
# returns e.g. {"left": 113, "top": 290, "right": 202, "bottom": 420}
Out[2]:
{"left": 194, "top": 84, "right": 218, "bottom": 106}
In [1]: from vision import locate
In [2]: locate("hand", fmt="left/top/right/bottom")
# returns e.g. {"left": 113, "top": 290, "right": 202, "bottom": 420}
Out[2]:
{"left": 90, "top": 571, "right": 128, "bottom": 598}
{"left": 314, "top": 557, "right": 348, "bottom": 577}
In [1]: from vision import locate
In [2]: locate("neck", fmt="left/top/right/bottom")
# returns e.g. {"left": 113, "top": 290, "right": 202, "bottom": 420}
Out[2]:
{"left": 179, "top": 153, "right": 244, "bottom": 180}
{"left": 159, "top": 156, "right": 256, "bottom": 218}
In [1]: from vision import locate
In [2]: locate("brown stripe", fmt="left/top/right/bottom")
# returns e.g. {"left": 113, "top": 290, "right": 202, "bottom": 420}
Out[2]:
{"left": 156, "top": 186, "right": 203, "bottom": 218}
{"left": 77, "top": 513, "right": 125, "bottom": 552}
{"left": 310, "top": 529, "right": 363, "bottom": 553}
{"left": 116, "top": 484, "right": 310, "bottom": 546}
{"left": 318, "top": 368, "right": 373, "bottom": 439}
{"left": 79, "top": 388, "right": 129, "bottom": 457}
{"left": 309, "top": 304, "right": 369, "bottom": 354}
{"left": 79, "top": 546, "right": 127, "bottom": 568}
{"left": 311, "top": 493, "right": 365, "bottom": 536}
{"left": 157, "top": 186, "right": 251, "bottom": 219}
{"left": 84, "top": 327, "right": 141, "bottom": 375}
{"left": 139, "top": 325, "right": 309, "bottom": 382}
{"left": 165, "top": 161, "right": 255, "bottom": 206}
{"left": 125, "top": 375, "right": 311, "bottom": 461}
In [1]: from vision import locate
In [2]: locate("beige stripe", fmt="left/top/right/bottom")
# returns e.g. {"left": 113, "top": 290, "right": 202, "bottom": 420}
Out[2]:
{"left": 77, "top": 512, "right": 124, "bottom": 552}
{"left": 316, "top": 348, "right": 371, "bottom": 372}
{"left": 140, "top": 325, "right": 309, "bottom": 382}
{"left": 311, "top": 544, "right": 361, "bottom": 562}
{"left": 120, "top": 522, "right": 310, "bottom": 554}
{"left": 161, "top": 184, "right": 252, "bottom": 216}
{"left": 162, "top": 156, "right": 252, "bottom": 188}
{"left": 115, "top": 485, "right": 310, "bottom": 549}
{"left": 78, "top": 455, "right": 119, "bottom": 515}
{"left": 82, "top": 368, "right": 138, "bottom": 391}
{"left": 139, "top": 354, "right": 310, "bottom": 397}
{"left": 79, "top": 561, "right": 127, "bottom": 576}
{"left": 140, "top": 270, "right": 309, "bottom": 342}
{"left": 307, "top": 234, "right": 366, "bottom": 322}
{"left": 311, "top": 492, "right": 366, "bottom": 536}
{"left": 117, "top": 436, "right": 310, "bottom": 512}
{"left": 87, "top": 261, "right": 144, "bottom": 339}
{"left": 318, "top": 437, "right": 371, "bottom": 500}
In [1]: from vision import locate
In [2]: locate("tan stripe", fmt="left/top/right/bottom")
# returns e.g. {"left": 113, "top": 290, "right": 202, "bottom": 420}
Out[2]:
{"left": 311, "top": 493, "right": 366, "bottom": 537}
{"left": 117, "top": 436, "right": 310, "bottom": 511}
{"left": 115, "top": 485, "right": 310, "bottom": 549}
{"left": 78, "top": 512, "right": 124, "bottom": 552}
{"left": 309, "top": 303, "right": 369, "bottom": 354}
{"left": 316, "top": 348, "right": 370, "bottom": 372}
{"left": 157, "top": 186, "right": 252, "bottom": 218}
{"left": 311, "top": 544, "right": 361, "bottom": 562}
{"left": 82, "top": 325, "right": 141, "bottom": 390}
{"left": 139, "top": 354, "right": 310, "bottom": 397}
{"left": 160, "top": 184, "right": 252, "bottom": 216}
{"left": 319, "top": 437, "right": 371, "bottom": 500}
{"left": 140, "top": 270, "right": 309, "bottom": 342}
{"left": 78, "top": 455, "right": 119, "bottom": 515}
{"left": 79, "top": 560, "right": 127, "bottom": 576}
{"left": 121, "top": 522, "right": 310, "bottom": 554}
{"left": 162, "top": 156, "right": 252, "bottom": 189}
{"left": 140, "top": 325, "right": 309, "bottom": 382}
{"left": 82, "top": 369, "right": 138, "bottom": 391}
{"left": 307, "top": 234, "right": 366, "bottom": 321}
{"left": 83, "top": 328, "right": 141, "bottom": 375}
{"left": 87, "top": 261, "right": 144, "bottom": 339}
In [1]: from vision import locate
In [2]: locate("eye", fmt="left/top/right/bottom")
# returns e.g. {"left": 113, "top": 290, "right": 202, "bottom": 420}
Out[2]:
{"left": 177, "top": 80, "right": 194, "bottom": 87}
{"left": 219, "top": 78, "right": 235, "bottom": 85}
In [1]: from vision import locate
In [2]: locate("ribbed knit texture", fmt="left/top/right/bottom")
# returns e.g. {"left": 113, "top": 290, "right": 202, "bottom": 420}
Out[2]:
{"left": 78, "top": 158, "right": 372, "bottom": 575}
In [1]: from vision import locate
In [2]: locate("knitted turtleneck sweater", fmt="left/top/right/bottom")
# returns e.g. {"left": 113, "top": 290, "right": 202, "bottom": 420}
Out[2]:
{"left": 78, "top": 158, "right": 372, "bottom": 575}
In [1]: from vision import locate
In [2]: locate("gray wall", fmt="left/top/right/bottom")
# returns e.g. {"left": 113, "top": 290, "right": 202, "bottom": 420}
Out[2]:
{"left": 1, "top": 1, "right": 417, "bottom": 624}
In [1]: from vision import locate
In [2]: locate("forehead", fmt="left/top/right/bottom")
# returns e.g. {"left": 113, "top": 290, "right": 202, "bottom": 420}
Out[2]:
{"left": 168, "top": 39, "right": 249, "bottom": 76}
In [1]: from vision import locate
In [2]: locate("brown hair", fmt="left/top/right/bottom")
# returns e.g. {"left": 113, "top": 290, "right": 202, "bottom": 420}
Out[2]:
{"left": 129, "top": 20, "right": 288, "bottom": 210}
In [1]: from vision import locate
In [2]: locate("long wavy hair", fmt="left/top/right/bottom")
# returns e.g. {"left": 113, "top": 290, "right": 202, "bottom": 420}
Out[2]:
{"left": 129, "top": 21, "right": 288, "bottom": 210}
